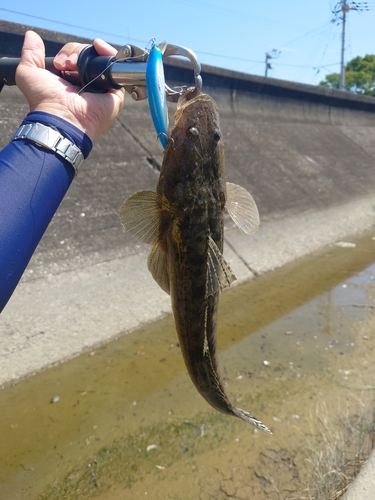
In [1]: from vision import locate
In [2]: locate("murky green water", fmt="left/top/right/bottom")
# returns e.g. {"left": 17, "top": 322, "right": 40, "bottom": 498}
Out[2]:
{"left": 0, "top": 231, "right": 374, "bottom": 499}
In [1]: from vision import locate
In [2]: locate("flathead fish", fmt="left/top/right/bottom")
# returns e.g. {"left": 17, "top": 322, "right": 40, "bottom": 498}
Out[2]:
{"left": 120, "top": 92, "right": 271, "bottom": 433}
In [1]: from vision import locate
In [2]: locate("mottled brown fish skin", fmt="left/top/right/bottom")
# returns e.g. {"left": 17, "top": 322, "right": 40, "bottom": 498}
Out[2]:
{"left": 120, "top": 92, "right": 270, "bottom": 432}
{"left": 156, "top": 94, "right": 241, "bottom": 416}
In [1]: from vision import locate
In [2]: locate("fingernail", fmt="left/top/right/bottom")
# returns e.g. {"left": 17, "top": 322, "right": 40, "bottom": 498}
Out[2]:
{"left": 67, "top": 53, "right": 78, "bottom": 65}
{"left": 54, "top": 53, "right": 68, "bottom": 65}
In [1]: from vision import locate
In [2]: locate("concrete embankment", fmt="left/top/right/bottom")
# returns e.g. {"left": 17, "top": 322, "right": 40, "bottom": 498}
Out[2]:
{"left": 0, "top": 22, "right": 375, "bottom": 388}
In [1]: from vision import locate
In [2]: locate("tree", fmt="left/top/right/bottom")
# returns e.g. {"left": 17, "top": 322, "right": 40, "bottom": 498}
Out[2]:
{"left": 319, "top": 54, "right": 375, "bottom": 96}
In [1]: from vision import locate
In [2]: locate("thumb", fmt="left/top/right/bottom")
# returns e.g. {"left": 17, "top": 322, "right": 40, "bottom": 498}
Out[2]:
{"left": 19, "top": 30, "right": 45, "bottom": 69}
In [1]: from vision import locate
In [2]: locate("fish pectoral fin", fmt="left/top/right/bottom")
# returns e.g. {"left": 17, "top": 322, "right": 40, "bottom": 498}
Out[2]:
{"left": 207, "top": 235, "right": 236, "bottom": 297}
{"left": 119, "top": 190, "right": 160, "bottom": 244}
{"left": 147, "top": 241, "right": 170, "bottom": 295}
{"left": 225, "top": 182, "right": 260, "bottom": 234}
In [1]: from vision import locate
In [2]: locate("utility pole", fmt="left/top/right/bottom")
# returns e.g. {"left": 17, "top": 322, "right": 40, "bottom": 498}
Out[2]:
{"left": 265, "top": 53, "right": 272, "bottom": 77}
{"left": 332, "top": 1, "right": 370, "bottom": 91}
{"left": 339, "top": 0, "right": 349, "bottom": 89}
{"left": 264, "top": 49, "right": 281, "bottom": 78}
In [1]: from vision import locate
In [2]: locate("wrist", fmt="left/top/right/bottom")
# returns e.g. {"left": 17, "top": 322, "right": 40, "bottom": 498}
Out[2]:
{"left": 12, "top": 122, "right": 85, "bottom": 175}
{"left": 22, "top": 111, "right": 93, "bottom": 159}
{"left": 30, "top": 104, "right": 93, "bottom": 139}
{"left": 12, "top": 112, "right": 93, "bottom": 176}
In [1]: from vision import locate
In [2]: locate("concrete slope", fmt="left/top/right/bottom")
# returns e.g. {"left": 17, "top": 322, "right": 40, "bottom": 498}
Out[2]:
{"left": 0, "top": 23, "right": 375, "bottom": 387}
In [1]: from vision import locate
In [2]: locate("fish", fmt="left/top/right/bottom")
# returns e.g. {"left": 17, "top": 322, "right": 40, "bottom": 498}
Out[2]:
{"left": 120, "top": 92, "right": 271, "bottom": 434}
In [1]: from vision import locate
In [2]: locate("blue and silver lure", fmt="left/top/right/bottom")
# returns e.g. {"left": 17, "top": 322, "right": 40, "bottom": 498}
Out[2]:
{"left": 146, "top": 41, "right": 169, "bottom": 149}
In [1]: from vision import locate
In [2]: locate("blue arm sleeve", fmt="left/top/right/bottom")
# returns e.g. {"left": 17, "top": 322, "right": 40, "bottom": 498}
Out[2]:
{"left": 0, "top": 112, "right": 92, "bottom": 312}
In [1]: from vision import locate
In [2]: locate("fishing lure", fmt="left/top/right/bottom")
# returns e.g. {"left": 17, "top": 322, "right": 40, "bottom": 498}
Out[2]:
{"left": 146, "top": 41, "right": 169, "bottom": 149}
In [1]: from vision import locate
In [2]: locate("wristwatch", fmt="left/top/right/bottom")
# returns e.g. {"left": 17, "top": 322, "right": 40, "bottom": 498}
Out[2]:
{"left": 12, "top": 122, "right": 84, "bottom": 175}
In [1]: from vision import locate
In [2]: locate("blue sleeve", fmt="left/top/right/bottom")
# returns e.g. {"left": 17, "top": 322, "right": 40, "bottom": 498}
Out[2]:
{"left": 0, "top": 112, "right": 92, "bottom": 312}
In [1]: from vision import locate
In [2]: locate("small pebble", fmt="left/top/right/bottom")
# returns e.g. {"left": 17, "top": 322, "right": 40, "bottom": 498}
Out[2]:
{"left": 263, "top": 360, "right": 270, "bottom": 366}
{"left": 335, "top": 241, "right": 356, "bottom": 248}
{"left": 146, "top": 444, "right": 158, "bottom": 452}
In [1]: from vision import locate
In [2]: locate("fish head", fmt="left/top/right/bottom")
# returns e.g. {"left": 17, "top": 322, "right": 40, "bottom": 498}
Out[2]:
{"left": 171, "top": 93, "right": 223, "bottom": 158}
{"left": 160, "top": 93, "right": 225, "bottom": 199}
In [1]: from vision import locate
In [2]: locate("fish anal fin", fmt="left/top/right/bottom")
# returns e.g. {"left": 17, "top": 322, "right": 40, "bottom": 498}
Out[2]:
{"left": 225, "top": 182, "right": 260, "bottom": 234}
{"left": 147, "top": 241, "right": 170, "bottom": 295}
{"left": 206, "top": 235, "right": 236, "bottom": 297}
{"left": 120, "top": 190, "right": 160, "bottom": 244}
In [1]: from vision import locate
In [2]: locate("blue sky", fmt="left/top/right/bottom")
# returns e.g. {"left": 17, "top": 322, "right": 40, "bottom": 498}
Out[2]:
{"left": 1, "top": 0, "right": 375, "bottom": 86}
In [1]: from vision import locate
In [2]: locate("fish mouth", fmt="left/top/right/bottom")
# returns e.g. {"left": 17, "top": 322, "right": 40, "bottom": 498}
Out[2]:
{"left": 175, "top": 92, "right": 216, "bottom": 114}
{"left": 173, "top": 93, "right": 220, "bottom": 138}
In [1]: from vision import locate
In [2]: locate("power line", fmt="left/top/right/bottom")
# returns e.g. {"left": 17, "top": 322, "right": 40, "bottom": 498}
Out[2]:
{"left": 167, "top": 0, "right": 308, "bottom": 31}
{"left": 0, "top": 6, "right": 340, "bottom": 74}
{"left": 197, "top": 50, "right": 339, "bottom": 70}
{"left": 0, "top": 5, "right": 364, "bottom": 83}
{"left": 293, "top": 22, "right": 335, "bottom": 82}
{"left": 0, "top": 8, "right": 146, "bottom": 44}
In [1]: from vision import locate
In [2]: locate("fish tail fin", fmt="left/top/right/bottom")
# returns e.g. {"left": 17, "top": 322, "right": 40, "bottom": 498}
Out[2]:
{"left": 232, "top": 407, "right": 272, "bottom": 434}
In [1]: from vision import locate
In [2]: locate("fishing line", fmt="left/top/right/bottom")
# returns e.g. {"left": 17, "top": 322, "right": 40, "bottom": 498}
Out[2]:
{"left": 60, "top": 41, "right": 152, "bottom": 128}
{"left": 77, "top": 40, "right": 152, "bottom": 95}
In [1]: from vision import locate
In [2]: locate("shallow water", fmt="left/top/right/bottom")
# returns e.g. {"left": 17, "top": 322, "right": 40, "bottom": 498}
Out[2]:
{"left": 0, "top": 231, "right": 374, "bottom": 499}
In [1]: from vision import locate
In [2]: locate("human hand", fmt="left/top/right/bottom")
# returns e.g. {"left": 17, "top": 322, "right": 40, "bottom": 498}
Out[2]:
{"left": 16, "top": 30, "right": 125, "bottom": 141}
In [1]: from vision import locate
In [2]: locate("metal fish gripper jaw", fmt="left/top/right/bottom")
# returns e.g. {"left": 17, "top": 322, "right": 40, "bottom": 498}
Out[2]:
{"left": 162, "top": 44, "right": 202, "bottom": 102}
{"left": 113, "top": 41, "right": 202, "bottom": 102}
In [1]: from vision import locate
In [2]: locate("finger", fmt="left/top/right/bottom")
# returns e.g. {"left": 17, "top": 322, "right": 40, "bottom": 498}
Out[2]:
{"left": 19, "top": 30, "right": 45, "bottom": 69}
{"left": 54, "top": 42, "right": 89, "bottom": 71}
{"left": 92, "top": 38, "right": 117, "bottom": 57}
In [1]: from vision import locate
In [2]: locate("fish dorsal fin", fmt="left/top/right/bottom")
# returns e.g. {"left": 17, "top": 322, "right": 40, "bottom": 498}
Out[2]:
{"left": 225, "top": 182, "right": 260, "bottom": 234}
{"left": 147, "top": 241, "right": 170, "bottom": 295}
{"left": 119, "top": 191, "right": 160, "bottom": 244}
{"left": 206, "top": 235, "right": 237, "bottom": 297}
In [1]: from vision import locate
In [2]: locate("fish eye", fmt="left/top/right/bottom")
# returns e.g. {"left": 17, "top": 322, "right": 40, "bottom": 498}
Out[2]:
{"left": 186, "top": 127, "right": 199, "bottom": 142}
{"left": 214, "top": 130, "right": 222, "bottom": 142}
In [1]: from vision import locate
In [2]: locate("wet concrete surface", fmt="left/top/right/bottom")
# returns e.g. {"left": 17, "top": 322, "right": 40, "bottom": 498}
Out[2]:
{"left": 0, "top": 230, "right": 374, "bottom": 499}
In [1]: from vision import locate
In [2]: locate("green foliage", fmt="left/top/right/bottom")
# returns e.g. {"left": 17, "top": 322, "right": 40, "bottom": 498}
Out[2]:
{"left": 319, "top": 54, "right": 375, "bottom": 96}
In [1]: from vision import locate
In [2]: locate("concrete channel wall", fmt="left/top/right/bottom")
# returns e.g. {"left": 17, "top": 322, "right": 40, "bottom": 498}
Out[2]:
{"left": 0, "top": 21, "right": 375, "bottom": 389}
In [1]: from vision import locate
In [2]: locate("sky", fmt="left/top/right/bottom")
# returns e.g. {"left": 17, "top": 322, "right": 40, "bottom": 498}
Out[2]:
{"left": 1, "top": 0, "right": 375, "bottom": 87}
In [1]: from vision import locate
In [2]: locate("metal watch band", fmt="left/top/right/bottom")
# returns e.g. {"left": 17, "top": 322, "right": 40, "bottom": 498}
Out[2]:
{"left": 11, "top": 122, "right": 84, "bottom": 175}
